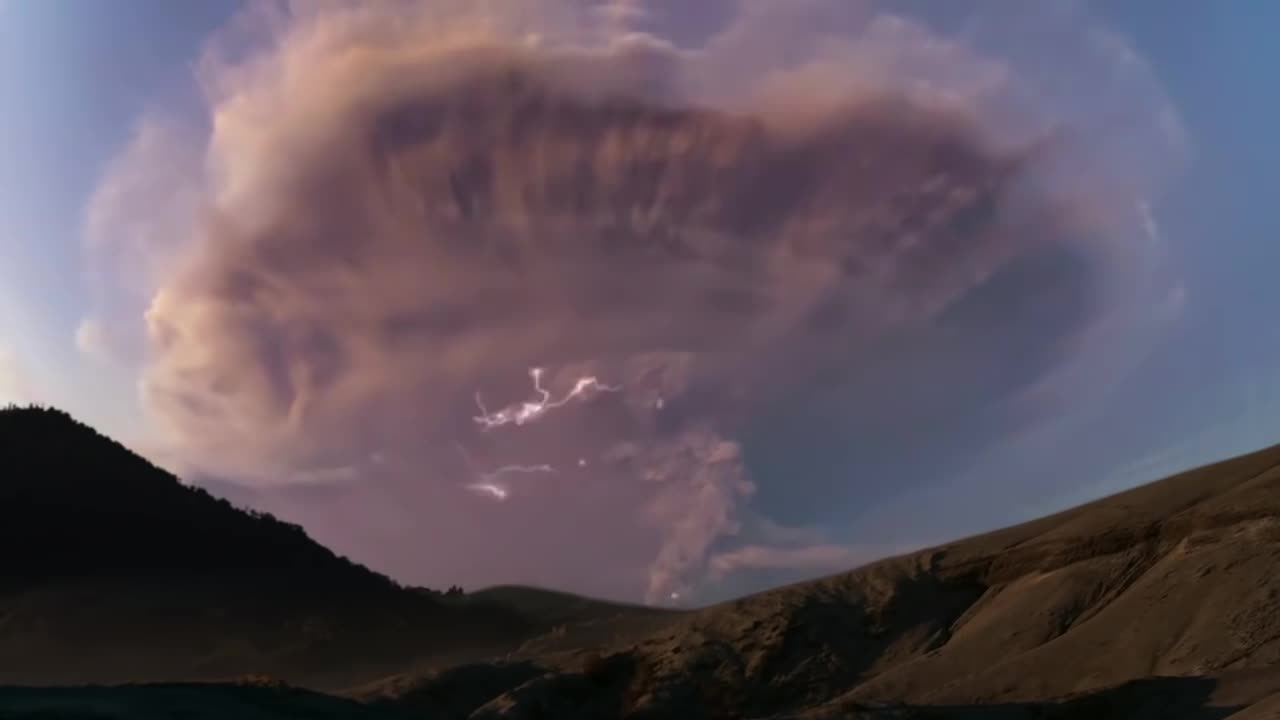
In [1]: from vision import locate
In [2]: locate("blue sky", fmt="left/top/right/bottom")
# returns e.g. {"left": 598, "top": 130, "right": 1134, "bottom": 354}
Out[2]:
{"left": 2, "top": 0, "right": 1279, "bottom": 598}
{"left": 0, "top": 0, "right": 239, "bottom": 429}
{"left": 1087, "top": 2, "right": 1280, "bottom": 468}
{"left": 872, "top": 0, "right": 1280, "bottom": 541}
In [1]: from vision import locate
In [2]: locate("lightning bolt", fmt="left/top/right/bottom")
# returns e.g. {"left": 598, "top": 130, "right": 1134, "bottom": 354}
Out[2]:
{"left": 465, "top": 483, "right": 510, "bottom": 501}
{"left": 461, "top": 367, "right": 621, "bottom": 502}
{"left": 473, "top": 367, "right": 620, "bottom": 430}
{"left": 454, "top": 442, "right": 557, "bottom": 502}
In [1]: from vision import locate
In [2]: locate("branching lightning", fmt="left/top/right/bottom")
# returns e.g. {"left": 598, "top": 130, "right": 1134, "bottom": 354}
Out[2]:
{"left": 454, "top": 441, "right": 557, "bottom": 503}
{"left": 474, "top": 367, "right": 620, "bottom": 430}
{"left": 467, "top": 465, "right": 557, "bottom": 502}
{"left": 460, "top": 367, "right": 623, "bottom": 502}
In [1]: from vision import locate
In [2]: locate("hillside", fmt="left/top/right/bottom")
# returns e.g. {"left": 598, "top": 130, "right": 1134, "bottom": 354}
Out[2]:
{"left": 5, "top": 406, "right": 1280, "bottom": 717}
{"left": 0, "top": 406, "right": 650, "bottom": 689}
{"left": 0, "top": 407, "right": 390, "bottom": 586}
{"left": 363, "top": 439, "right": 1280, "bottom": 718}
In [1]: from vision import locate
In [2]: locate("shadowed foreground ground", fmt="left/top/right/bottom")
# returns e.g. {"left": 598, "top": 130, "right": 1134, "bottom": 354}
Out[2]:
{"left": 1, "top": 674, "right": 1275, "bottom": 719}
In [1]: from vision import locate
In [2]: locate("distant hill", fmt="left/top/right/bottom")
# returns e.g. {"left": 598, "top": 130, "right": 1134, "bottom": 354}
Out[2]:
{"left": 466, "top": 586, "right": 658, "bottom": 627}
{"left": 0, "top": 406, "right": 658, "bottom": 689}
{"left": 436, "top": 585, "right": 680, "bottom": 663}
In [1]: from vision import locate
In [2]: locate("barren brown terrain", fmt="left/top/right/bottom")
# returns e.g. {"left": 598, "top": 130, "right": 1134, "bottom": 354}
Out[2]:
{"left": 4, "top": 406, "right": 1280, "bottom": 718}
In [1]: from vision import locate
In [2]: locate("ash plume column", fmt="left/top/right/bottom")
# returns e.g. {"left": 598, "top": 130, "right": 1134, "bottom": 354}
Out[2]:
{"left": 85, "top": 0, "right": 1186, "bottom": 602}
{"left": 638, "top": 428, "right": 756, "bottom": 603}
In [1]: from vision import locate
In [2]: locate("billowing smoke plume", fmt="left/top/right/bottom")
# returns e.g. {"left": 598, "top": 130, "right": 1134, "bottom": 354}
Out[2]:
{"left": 85, "top": 0, "right": 1184, "bottom": 603}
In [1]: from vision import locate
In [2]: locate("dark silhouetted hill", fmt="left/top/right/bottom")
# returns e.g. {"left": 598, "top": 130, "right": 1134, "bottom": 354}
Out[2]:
{"left": 0, "top": 406, "right": 648, "bottom": 689}
{"left": 0, "top": 406, "right": 391, "bottom": 586}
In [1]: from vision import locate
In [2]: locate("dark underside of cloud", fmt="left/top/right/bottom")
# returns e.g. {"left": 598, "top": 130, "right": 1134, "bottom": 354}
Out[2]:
{"left": 85, "top": 0, "right": 1183, "bottom": 603}
{"left": 744, "top": 242, "right": 1102, "bottom": 524}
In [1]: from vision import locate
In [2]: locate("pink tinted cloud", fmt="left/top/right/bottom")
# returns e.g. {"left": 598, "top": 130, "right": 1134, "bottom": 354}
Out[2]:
{"left": 84, "top": 0, "right": 1184, "bottom": 603}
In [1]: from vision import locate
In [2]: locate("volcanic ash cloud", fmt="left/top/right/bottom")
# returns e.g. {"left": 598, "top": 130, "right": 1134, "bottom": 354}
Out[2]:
{"left": 87, "top": 0, "right": 1185, "bottom": 602}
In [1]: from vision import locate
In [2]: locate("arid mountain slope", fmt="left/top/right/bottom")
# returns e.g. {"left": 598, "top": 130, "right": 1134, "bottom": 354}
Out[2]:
{"left": 401, "top": 441, "right": 1280, "bottom": 718}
